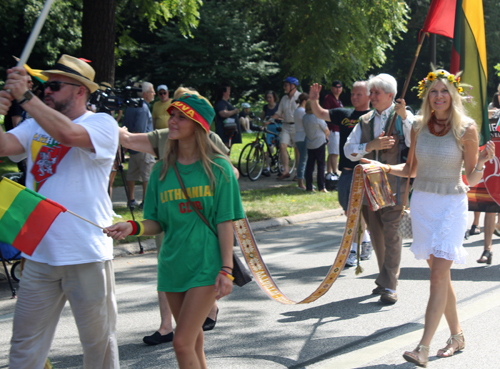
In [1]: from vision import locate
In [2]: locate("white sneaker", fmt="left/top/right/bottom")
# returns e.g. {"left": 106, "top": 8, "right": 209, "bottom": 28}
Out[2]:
{"left": 112, "top": 211, "right": 122, "bottom": 219}
{"left": 360, "top": 242, "right": 373, "bottom": 260}
{"left": 345, "top": 251, "right": 358, "bottom": 267}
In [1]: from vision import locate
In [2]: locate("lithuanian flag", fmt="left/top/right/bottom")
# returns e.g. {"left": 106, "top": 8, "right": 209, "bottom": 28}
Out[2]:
{"left": 0, "top": 177, "right": 66, "bottom": 256}
{"left": 450, "top": 0, "right": 489, "bottom": 145}
{"left": 421, "top": 0, "right": 489, "bottom": 145}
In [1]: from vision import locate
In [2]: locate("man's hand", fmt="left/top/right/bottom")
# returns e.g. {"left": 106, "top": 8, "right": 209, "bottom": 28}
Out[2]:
{"left": 394, "top": 98, "right": 407, "bottom": 120}
{"left": 4, "top": 67, "right": 30, "bottom": 101}
{"left": 309, "top": 83, "right": 322, "bottom": 101}
{"left": 366, "top": 131, "right": 395, "bottom": 152}
{"left": 0, "top": 90, "right": 13, "bottom": 116}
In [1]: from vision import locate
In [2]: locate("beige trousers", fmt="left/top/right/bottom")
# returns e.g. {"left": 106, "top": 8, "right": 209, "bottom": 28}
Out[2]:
{"left": 10, "top": 259, "right": 119, "bottom": 369}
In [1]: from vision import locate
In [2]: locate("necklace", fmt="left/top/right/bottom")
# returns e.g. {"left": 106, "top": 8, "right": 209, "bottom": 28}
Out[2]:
{"left": 428, "top": 113, "right": 451, "bottom": 137}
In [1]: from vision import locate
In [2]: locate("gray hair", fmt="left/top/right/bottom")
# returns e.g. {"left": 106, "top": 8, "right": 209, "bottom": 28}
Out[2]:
{"left": 352, "top": 81, "right": 369, "bottom": 95}
{"left": 139, "top": 82, "right": 153, "bottom": 98}
{"left": 367, "top": 74, "right": 397, "bottom": 98}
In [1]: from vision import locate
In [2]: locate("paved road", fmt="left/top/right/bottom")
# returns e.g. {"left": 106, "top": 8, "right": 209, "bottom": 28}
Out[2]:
{"left": 1, "top": 212, "right": 499, "bottom": 368}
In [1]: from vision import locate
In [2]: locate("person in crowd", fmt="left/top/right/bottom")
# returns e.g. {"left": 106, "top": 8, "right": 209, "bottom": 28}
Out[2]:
{"left": 106, "top": 92, "right": 244, "bottom": 369}
{"left": 488, "top": 83, "right": 500, "bottom": 119}
{"left": 270, "top": 77, "right": 301, "bottom": 179}
{"left": 239, "top": 102, "right": 253, "bottom": 133}
{"left": 361, "top": 68, "right": 495, "bottom": 367}
{"left": 260, "top": 90, "right": 280, "bottom": 120}
{"left": 309, "top": 81, "right": 373, "bottom": 265}
{"left": 345, "top": 73, "right": 414, "bottom": 304}
{"left": 122, "top": 82, "right": 156, "bottom": 208}
{"left": 118, "top": 87, "right": 232, "bottom": 345}
{"left": 303, "top": 100, "right": 330, "bottom": 192}
{"left": 214, "top": 83, "right": 242, "bottom": 148}
{"left": 0, "top": 54, "right": 119, "bottom": 368}
{"left": 294, "top": 93, "right": 308, "bottom": 190}
{"left": 152, "top": 84, "right": 172, "bottom": 130}
{"left": 322, "top": 80, "right": 344, "bottom": 177}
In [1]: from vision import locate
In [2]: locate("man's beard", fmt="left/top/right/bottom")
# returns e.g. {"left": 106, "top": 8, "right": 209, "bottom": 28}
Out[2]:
{"left": 45, "top": 96, "right": 72, "bottom": 114}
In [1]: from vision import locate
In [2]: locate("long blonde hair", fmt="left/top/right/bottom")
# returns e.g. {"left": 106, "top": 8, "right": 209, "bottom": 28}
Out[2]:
{"left": 159, "top": 113, "right": 230, "bottom": 188}
{"left": 414, "top": 70, "right": 475, "bottom": 149}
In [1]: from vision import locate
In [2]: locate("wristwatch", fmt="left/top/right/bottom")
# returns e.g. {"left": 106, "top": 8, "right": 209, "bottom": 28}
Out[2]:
{"left": 18, "top": 90, "right": 35, "bottom": 106}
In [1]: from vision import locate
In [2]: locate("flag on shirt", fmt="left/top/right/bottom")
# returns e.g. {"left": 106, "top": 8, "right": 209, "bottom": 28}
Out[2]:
{"left": 0, "top": 177, "right": 66, "bottom": 256}
{"left": 421, "top": 0, "right": 489, "bottom": 145}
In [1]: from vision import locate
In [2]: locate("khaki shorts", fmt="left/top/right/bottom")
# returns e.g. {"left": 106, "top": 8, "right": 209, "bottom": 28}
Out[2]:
{"left": 280, "top": 123, "right": 295, "bottom": 146}
{"left": 327, "top": 131, "right": 340, "bottom": 155}
{"left": 127, "top": 152, "right": 156, "bottom": 182}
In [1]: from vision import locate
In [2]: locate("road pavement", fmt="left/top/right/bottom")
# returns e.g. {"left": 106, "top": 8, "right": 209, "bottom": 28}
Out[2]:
{"left": 1, "top": 212, "right": 499, "bottom": 368}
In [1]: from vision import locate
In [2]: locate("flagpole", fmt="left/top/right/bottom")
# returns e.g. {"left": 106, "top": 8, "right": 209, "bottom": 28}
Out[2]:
{"left": 17, "top": 0, "right": 56, "bottom": 67}
{"left": 66, "top": 210, "right": 106, "bottom": 230}
{"left": 385, "top": 32, "right": 428, "bottom": 136}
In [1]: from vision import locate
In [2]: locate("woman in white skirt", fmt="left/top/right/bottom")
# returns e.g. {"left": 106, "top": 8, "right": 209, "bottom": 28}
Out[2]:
{"left": 363, "top": 69, "right": 495, "bottom": 367}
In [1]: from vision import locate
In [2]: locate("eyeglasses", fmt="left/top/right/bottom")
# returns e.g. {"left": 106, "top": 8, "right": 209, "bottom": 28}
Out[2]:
{"left": 44, "top": 81, "right": 82, "bottom": 91}
{"left": 159, "top": 92, "right": 167, "bottom": 96}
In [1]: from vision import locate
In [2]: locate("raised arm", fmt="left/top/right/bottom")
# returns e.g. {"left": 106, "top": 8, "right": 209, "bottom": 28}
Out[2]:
{"left": 118, "top": 127, "right": 156, "bottom": 156}
{"left": 309, "top": 83, "right": 331, "bottom": 121}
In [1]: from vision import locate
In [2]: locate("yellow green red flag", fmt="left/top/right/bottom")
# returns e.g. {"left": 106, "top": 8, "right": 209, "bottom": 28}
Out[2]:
{"left": 0, "top": 177, "right": 66, "bottom": 256}
{"left": 450, "top": 0, "right": 489, "bottom": 145}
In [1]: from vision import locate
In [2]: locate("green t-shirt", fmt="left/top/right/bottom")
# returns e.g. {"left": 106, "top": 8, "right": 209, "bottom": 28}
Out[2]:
{"left": 144, "top": 157, "right": 245, "bottom": 292}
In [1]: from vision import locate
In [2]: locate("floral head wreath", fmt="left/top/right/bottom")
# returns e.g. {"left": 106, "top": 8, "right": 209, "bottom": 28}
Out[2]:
{"left": 414, "top": 69, "right": 468, "bottom": 99}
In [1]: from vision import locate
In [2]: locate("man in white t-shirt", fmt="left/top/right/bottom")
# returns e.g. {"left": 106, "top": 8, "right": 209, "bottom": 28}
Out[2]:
{"left": 0, "top": 55, "right": 119, "bottom": 369}
{"left": 271, "top": 76, "right": 301, "bottom": 179}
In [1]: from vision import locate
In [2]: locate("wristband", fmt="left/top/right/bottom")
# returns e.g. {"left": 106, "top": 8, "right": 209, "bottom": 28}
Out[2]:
{"left": 386, "top": 164, "right": 392, "bottom": 174}
{"left": 219, "top": 270, "right": 235, "bottom": 281}
{"left": 474, "top": 164, "right": 485, "bottom": 173}
{"left": 126, "top": 220, "right": 145, "bottom": 236}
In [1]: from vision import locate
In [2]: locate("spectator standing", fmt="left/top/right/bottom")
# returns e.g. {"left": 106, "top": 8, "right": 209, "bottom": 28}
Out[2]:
{"left": 322, "top": 80, "right": 344, "bottom": 177}
{"left": 344, "top": 73, "right": 414, "bottom": 304}
{"left": 303, "top": 101, "right": 330, "bottom": 192}
{"left": 123, "top": 81, "right": 156, "bottom": 208}
{"left": 152, "top": 84, "right": 172, "bottom": 129}
{"left": 1, "top": 54, "right": 119, "bottom": 369}
{"left": 294, "top": 93, "right": 308, "bottom": 190}
{"left": 309, "top": 81, "right": 373, "bottom": 265}
{"left": 214, "top": 83, "right": 242, "bottom": 147}
{"left": 270, "top": 76, "right": 301, "bottom": 179}
{"left": 260, "top": 90, "right": 280, "bottom": 120}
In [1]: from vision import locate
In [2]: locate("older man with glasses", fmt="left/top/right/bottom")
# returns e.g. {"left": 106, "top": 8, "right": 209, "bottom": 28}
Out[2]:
{"left": 152, "top": 84, "right": 172, "bottom": 130}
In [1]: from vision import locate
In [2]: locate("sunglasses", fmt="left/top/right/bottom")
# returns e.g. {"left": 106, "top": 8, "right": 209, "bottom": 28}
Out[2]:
{"left": 44, "top": 81, "right": 82, "bottom": 91}
{"left": 159, "top": 91, "right": 167, "bottom": 96}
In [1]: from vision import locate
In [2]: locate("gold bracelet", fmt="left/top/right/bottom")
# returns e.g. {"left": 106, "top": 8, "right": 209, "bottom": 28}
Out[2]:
{"left": 386, "top": 164, "right": 392, "bottom": 174}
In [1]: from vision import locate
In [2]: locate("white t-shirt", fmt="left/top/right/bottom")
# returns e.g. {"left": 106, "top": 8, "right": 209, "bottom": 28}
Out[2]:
{"left": 9, "top": 111, "right": 119, "bottom": 266}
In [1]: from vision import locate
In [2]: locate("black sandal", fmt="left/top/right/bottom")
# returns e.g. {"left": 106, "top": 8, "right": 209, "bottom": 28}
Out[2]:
{"left": 477, "top": 250, "right": 492, "bottom": 264}
{"left": 470, "top": 225, "right": 481, "bottom": 235}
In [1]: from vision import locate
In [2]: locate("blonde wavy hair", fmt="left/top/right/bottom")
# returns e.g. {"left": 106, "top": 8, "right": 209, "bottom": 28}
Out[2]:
{"left": 159, "top": 89, "right": 229, "bottom": 188}
{"left": 414, "top": 69, "right": 475, "bottom": 150}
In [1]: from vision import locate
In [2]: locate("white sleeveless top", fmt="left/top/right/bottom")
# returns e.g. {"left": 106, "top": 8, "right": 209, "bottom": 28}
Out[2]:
{"left": 413, "top": 123, "right": 469, "bottom": 195}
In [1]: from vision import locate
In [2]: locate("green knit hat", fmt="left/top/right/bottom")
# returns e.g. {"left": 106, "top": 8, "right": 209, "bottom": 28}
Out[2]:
{"left": 167, "top": 93, "right": 215, "bottom": 133}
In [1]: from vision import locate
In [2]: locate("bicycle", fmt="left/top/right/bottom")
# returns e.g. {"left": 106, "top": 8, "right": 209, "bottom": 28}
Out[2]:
{"left": 238, "top": 119, "right": 296, "bottom": 181}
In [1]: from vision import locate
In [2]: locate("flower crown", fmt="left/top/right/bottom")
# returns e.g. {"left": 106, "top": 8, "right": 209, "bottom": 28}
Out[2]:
{"left": 414, "top": 70, "right": 466, "bottom": 99}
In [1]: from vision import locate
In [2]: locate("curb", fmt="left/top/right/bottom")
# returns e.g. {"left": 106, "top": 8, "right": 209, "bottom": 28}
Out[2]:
{"left": 113, "top": 208, "right": 345, "bottom": 258}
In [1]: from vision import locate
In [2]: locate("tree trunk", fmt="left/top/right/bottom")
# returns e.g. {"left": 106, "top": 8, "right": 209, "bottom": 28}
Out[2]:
{"left": 81, "top": 0, "right": 116, "bottom": 86}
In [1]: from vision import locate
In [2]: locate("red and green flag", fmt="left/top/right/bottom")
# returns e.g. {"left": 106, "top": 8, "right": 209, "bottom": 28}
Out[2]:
{"left": 421, "top": 0, "right": 489, "bottom": 145}
{"left": 0, "top": 177, "right": 66, "bottom": 256}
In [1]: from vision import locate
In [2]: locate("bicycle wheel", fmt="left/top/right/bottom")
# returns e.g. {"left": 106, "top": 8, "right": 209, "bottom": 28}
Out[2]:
{"left": 247, "top": 144, "right": 265, "bottom": 181}
{"left": 11, "top": 260, "right": 21, "bottom": 282}
{"left": 237, "top": 143, "right": 254, "bottom": 177}
{"left": 278, "top": 145, "right": 296, "bottom": 175}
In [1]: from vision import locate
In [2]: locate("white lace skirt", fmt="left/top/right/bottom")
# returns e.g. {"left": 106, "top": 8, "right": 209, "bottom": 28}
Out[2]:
{"left": 410, "top": 190, "right": 468, "bottom": 264}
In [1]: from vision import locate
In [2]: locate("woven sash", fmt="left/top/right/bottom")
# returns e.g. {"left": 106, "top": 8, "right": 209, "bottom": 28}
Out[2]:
{"left": 233, "top": 164, "right": 394, "bottom": 304}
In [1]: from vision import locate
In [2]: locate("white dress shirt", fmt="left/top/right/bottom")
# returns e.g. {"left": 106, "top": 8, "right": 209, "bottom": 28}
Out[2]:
{"left": 344, "top": 104, "right": 413, "bottom": 162}
{"left": 276, "top": 90, "right": 301, "bottom": 123}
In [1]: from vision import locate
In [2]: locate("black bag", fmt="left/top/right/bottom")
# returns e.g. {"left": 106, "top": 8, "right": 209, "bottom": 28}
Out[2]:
{"left": 174, "top": 164, "right": 252, "bottom": 287}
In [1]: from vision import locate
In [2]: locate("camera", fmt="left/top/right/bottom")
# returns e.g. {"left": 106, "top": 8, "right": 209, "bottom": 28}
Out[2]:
{"left": 89, "top": 79, "right": 144, "bottom": 113}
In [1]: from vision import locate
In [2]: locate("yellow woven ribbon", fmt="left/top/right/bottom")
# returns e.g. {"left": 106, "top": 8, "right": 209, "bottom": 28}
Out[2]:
{"left": 233, "top": 164, "right": 394, "bottom": 304}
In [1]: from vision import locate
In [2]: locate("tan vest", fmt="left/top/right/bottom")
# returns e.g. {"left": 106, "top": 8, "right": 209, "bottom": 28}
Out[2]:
{"left": 358, "top": 109, "right": 409, "bottom": 205}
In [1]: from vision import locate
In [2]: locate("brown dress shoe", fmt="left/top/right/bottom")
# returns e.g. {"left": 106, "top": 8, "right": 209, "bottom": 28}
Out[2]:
{"left": 372, "top": 286, "right": 386, "bottom": 295}
{"left": 380, "top": 291, "right": 398, "bottom": 304}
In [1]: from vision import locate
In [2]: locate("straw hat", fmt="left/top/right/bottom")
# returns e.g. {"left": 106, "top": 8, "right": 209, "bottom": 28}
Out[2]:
{"left": 42, "top": 55, "right": 99, "bottom": 93}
